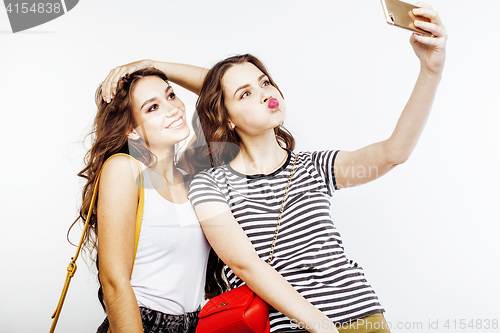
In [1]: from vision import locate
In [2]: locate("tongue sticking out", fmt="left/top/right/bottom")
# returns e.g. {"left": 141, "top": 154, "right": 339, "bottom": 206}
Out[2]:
{"left": 268, "top": 98, "right": 279, "bottom": 109}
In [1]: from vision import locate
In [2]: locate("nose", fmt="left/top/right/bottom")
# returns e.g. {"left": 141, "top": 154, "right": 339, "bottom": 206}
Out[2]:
{"left": 164, "top": 104, "right": 181, "bottom": 118}
{"left": 262, "top": 95, "right": 272, "bottom": 104}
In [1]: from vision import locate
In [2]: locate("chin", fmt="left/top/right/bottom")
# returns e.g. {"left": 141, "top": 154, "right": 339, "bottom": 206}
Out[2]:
{"left": 275, "top": 114, "right": 286, "bottom": 125}
{"left": 179, "top": 128, "right": 191, "bottom": 141}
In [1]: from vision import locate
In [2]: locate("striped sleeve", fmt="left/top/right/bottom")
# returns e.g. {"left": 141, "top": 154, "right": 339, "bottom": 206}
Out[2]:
{"left": 310, "top": 150, "right": 340, "bottom": 194}
{"left": 188, "top": 170, "right": 228, "bottom": 207}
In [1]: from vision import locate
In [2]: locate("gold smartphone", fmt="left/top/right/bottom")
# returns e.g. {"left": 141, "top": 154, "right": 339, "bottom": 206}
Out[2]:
{"left": 380, "top": 0, "right": 432, "bottom": 36}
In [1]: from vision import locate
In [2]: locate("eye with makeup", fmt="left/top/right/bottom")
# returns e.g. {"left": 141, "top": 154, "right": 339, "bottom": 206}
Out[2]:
{"left": 167, "top": 87, "right": 176, "bottom": 100}
{"left": 147, "top": 104, "right": 159, "bottom": 113}
{"left": 238, "top": 77, "right": 271, "bottom": 100}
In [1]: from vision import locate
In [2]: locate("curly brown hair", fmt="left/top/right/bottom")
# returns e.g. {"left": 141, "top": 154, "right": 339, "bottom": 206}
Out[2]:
{"left": 69, "top": 68, "right": 168, "bottom": 310}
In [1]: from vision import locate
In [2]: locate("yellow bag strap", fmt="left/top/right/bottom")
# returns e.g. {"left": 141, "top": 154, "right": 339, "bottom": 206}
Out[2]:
{"left": 49, "top": 153, "right": 145, "bottom": 333}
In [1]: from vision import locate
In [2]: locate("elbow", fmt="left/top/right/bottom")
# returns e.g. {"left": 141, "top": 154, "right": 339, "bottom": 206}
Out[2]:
{"left": 100, "top": 273, "right": 131, "bottom": 301}
{"left": 389, "top": 153, "right": 410, "bottom": 166}
{"left": 228, "top": 262, "right": 251, "bottom": 280}
{"left": 226, "top": 255, "right": 264, "bottom": 283}
{"left": 384, "top": 140, "right": 411, "bottom": 166}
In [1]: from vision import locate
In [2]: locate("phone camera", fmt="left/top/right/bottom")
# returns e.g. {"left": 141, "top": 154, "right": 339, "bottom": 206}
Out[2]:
{"left": 388, "top": 11, "right": 395, "bottom": 23}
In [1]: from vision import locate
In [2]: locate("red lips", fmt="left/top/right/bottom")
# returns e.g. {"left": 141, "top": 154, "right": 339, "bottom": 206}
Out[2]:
{"left": 268, "top": 98, "right": 279, "bottom": 109}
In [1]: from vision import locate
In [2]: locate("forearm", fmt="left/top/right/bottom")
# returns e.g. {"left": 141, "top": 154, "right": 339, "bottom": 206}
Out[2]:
{"left": 235, "top": 258, "right": 338, "bottom": 333}
{"left": 102, "top": 280, "right": 143, "bottom": 333}
{"left": 151, "top": 61, "right": 208, "bottom": 95}
{"left": 386, "top": 68, "right": 442, "bottom": 163}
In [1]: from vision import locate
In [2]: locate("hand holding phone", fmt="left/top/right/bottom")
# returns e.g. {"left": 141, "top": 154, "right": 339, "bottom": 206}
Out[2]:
{"left": 380, "top": 0, "right": 432, "bottom": 36}
{"left": 380, "top": 1, "right": 448, "bottom": 76}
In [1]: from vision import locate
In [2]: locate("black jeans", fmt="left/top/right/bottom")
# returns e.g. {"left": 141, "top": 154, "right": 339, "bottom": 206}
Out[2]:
{"left": 96, "top": 307, "right": 199, "bottom": 333}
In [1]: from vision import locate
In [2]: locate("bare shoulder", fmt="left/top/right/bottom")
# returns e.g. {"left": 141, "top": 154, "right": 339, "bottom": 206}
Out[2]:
{"left": 100, "top": 155, "right": 141, "bottom": 189}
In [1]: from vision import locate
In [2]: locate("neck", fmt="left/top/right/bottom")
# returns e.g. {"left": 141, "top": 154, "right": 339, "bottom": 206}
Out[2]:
{"left": 232, "top": 129, "right": 288, "bottom": 175}
{"left": 148, "top": 146, "right": 180, "bottom": 183}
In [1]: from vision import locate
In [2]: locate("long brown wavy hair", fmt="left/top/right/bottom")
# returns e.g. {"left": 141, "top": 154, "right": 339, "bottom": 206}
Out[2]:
{"left": 185, "top": 54, "right": 296, "bottom": 298}
{"left": 69, "top": 68, "right": 169, "bottom": 310}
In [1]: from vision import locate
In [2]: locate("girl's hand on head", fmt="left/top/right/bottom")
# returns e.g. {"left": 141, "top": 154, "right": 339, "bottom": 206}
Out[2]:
{"left": 101, "top": 59, "right": 155, "bottom": 103}
{"left": 410, "top": 2, "right": 447, "bottom": 76}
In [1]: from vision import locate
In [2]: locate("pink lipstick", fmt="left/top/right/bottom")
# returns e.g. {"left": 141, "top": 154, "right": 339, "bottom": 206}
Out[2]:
{"left": 268, "top": 98, "right": 279, "bottom": 109}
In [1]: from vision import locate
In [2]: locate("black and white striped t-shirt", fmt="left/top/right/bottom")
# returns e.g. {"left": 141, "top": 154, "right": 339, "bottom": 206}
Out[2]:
{"left": 188, "top": 150, "right": 384, "bottom": 332}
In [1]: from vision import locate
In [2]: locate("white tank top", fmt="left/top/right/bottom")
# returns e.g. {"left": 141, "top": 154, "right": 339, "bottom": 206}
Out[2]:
{"left": 130, "top": 161, "right": 210, "bottom": 315}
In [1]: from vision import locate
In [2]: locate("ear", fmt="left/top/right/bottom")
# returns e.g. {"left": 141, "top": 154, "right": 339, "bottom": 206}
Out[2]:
{"left": 128, "top": 129, "right": 141, "bottom": 141}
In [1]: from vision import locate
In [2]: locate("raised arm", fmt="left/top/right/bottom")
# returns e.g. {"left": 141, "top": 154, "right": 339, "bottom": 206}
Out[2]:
{"left": 101, "top": 60, "right": 208, "bottom": 102}
{"left": 97, "top": 156, "right": 142, "bottom": 333}
{"left": 194, "top": 201, "right": 339, "bottom": 333}
{"left": 334, "top": 3, "right": 447, "bottom": 189}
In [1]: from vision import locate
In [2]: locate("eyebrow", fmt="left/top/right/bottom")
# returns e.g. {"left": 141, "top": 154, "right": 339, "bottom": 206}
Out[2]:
{"left": 140, "top": 85, "right": 172, "bottom": 110}
{"left": 233, "top": 74, "right": 267, "bottom": 97}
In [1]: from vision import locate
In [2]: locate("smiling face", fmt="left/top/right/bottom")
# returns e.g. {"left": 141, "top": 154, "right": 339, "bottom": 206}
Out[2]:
{"left": 129, "top": 76, "right": 189, "bottom": 150}
{"left": 222, "top": 62, "right": 286, "bottom": 136}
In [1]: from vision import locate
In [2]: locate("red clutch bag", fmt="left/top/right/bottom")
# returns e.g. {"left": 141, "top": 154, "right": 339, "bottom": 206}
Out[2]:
{"left": 196, "top": 284, "right": 270, "bottom": 333}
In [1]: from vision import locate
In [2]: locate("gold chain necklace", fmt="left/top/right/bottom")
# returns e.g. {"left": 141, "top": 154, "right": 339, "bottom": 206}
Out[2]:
{"left": 267, "top": 153, "right": 298, "bottom": 264}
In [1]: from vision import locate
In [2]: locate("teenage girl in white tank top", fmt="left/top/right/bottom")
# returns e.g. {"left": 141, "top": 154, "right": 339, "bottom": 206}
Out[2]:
{"left": 76, "top": 67, "right": 210, "bottom": 333}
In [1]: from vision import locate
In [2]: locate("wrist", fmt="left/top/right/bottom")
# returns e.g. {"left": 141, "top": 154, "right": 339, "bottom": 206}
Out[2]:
{"left": 419, "top": 66, "right": 443, "bottom": 82}
{"left": 150, "top": 60, "right": 172, "bottom": 76}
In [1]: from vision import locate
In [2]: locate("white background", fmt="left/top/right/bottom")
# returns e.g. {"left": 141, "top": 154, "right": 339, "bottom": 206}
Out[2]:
{"left": 1, "top": 1, "right": 499, "bottom": 332}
